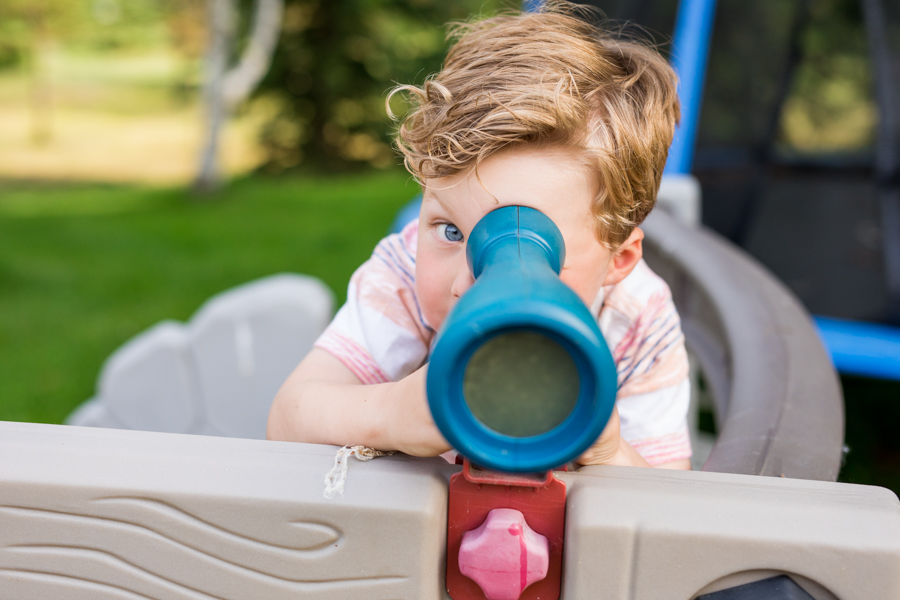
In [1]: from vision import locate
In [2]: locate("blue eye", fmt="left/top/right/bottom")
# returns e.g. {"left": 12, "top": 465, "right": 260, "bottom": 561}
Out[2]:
{"left": 438, "top": 223, "right": 464, "bottom": 242}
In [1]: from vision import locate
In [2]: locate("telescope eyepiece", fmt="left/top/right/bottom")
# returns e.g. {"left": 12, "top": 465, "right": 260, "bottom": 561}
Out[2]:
{"left": 466, "top": 206, "right": 566, "bottom": 278}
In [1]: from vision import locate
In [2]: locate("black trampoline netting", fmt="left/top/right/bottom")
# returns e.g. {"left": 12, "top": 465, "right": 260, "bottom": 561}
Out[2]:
{"left": 577, "top": 0, "right": 899, "bottom": 323}
{"left": 863, "top": 0, "right": 900, "bottom": 320}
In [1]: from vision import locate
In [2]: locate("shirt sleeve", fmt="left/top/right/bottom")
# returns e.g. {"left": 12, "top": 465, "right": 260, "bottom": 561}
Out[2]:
{"left": 619, "top": 381, "right": 692, "bottom": 466}
{"left": 598, "top": 260, "right": 693, "bottom": 465}
{"left": 314, "top": 222, "right": 433, "bottom": 384}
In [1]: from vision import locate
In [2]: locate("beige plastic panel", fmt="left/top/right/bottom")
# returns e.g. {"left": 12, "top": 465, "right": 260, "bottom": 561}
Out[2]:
{"left": 2, "top": 421, "right": 899, "bottom": 600}
{"left": 563, "top": 466, "right": 900, "bottom": 600}
{"left": 0, "top": 421, "right": 453, "bottom": 600}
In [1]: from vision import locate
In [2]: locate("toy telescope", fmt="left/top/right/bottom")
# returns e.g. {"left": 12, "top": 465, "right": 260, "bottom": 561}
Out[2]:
{"left": 427, "top": 205, "right": 618, "bottom": 473}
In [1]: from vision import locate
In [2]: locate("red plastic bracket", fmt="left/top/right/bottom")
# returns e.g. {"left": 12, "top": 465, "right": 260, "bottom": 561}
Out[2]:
{"left": 446, "top": 459, "right": 567, "bottom": 600}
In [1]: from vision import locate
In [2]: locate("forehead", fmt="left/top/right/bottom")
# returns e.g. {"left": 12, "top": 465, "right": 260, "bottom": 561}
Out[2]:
{"left": 423, "top": 145, "right": 599, "bottom": 228}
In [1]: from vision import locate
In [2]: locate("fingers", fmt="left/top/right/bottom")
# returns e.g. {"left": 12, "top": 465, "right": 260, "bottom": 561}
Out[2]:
{"left": 387, "top": 365, "right": 451, "bottom": 457}
{"left": 575, "top": 406, "right": 621, "bottom": 466}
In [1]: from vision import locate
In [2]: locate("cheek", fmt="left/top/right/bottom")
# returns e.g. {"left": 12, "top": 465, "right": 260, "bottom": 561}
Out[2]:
{"left": 560, "top": 268, "right": 606, "bottom": 307}
{"left": 415, "top": 247, "right": 454, "bottom": 329}
{"left": 558, "top": 244, "right": 612, "bottom": 307}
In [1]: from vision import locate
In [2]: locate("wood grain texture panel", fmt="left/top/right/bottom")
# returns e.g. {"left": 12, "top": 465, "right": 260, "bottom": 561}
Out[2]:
{"left": 0, "top": 422, "right": 454, "bottom": 600}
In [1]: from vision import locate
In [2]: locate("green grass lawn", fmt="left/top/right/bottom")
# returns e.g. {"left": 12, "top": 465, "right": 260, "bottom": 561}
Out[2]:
{"left": 839, "top": 376, "right": 900, "bottom": 493}
{"left": 0, "top": 171, "right": 418, "bottom": 424}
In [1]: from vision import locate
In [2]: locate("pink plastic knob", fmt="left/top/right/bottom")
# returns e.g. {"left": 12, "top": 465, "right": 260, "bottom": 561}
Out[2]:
{"left": 458, "top": 508, "right": 550, "bottom": 600}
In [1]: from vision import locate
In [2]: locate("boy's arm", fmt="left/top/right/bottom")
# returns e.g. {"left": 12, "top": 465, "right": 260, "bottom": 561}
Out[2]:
{"left": 575, "top": 408, "right": 691, "bottom": 470}
{"left": 575, "top": 407, "right": 651, "bottom": 468}
{"left": 272, "top": 350, "right": 688, "bottom": 468}
{"left": 267, "top": 348, "right": 450, "bottom": 457}
{"left": 655, "top": 457, "right": 692, "bottom": 470}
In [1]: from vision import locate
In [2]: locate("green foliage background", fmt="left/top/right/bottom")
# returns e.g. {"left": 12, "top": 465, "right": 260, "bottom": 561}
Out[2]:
{"left": 254, "top": 0, "right": 507, "bottom": 173}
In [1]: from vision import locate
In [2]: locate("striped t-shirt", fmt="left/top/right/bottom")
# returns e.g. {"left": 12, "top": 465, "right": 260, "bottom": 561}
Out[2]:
{"left": 315, "top": 221, "right": 692, "bottom": 466}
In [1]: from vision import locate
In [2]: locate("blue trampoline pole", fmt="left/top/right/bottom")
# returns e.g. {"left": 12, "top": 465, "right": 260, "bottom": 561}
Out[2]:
{"left": 665, "top": 0, "right": 718, "bottom": 175}
{"left": 815, "top": 317, "right": 900, "bottom": 382}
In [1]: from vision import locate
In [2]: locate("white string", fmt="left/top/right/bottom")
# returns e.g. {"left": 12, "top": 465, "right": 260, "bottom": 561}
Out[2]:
{"left": 323, "top": 445, "right": 393, "bottom": 499}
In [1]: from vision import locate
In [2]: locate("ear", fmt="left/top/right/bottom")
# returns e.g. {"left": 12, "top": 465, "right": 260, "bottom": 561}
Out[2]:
{"left": 602, "top": 228, "right": 644, "bottom": 287}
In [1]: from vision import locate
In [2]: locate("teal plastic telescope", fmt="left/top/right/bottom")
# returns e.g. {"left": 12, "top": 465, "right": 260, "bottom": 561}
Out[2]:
{"left": 427, "top": 206, "right": 618, "bottom": 472}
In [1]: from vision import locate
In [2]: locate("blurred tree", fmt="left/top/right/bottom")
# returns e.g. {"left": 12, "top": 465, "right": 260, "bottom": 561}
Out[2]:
{"left": 0, "top": 0, "right": 169, "bottom": 143}
{"left": 71, "top": 0, "right": 169, "bottom": 51}
{"left": 780, "top": 0, "right": 875, "bottom": 152}
{"left": 196, "top": 0, "right": 285, "bottom": 192}
{"left": 164, "top": 0, "right": 207, "bottom": 102}
{"left": 0, "top": 0, "right": 85, "bottom": 144}
{"left": 254, "top": 0, "right": 506, "bottom": 173}
{"left": 0, "top": 15, "right": 27, "bottom": 71}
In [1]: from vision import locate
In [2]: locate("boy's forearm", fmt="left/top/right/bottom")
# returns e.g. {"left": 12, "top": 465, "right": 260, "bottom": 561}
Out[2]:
{"left": 608, "top": 439, "right": 692, "bottom": 470}
{"left": 268, "top": 368, "right": 449, "bottom": 456}
{"left": 268, "top": 380, "right": 392, "bottom": 448}
{"left": 608, "top": 438, "right": 652, "bottom": 468}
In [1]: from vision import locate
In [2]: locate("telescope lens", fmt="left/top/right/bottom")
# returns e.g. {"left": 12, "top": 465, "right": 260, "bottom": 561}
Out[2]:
{"left": 462, "top": 331, "right": 580, "bottom": 438}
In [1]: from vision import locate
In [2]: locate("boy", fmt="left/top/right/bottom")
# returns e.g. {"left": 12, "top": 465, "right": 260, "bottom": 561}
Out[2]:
{"left": 268, "top": 4, "right": 691, "bottom": 470}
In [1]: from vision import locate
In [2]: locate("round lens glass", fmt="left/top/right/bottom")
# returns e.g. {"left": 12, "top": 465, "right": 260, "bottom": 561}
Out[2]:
{"left": 462, "top": 331, "right": 580, "bottom": 438}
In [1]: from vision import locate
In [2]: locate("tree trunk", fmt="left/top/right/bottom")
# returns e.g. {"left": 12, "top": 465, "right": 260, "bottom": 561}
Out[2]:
{"left": 222, "top": 0, "right": 284, "bottom": 111}
{"left": 196, "top": 0, "right": 234, "bottom": 193}
{"left": 28, "top": 33, "right": 54, "bottom": 146}
{"left": 195, "top": 0, "right": 284, "bottom": 193}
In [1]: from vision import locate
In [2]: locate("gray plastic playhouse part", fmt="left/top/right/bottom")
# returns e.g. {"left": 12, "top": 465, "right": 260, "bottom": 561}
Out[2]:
{"left": 656, "top": 173, "right": 702, "bottom": 226}
{"left": 1, "top": 421, "right": 898, "bottom": 600}
{"left": 697, "top": 575, "right": 814, "bottom": 599}
{"left": 66, "top": 273, "right": 334, "bottom": 440}
{"left": 641, "top": 210, "right": 844, "bottom": 481}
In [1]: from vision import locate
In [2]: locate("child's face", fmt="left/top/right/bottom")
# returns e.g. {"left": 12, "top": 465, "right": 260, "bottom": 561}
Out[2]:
{"left": 417, "top": 145, "right": 617, "bottom": 331}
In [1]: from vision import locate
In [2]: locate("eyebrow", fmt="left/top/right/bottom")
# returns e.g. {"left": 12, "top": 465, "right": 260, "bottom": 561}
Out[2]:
{"left": 424, "top": 188, "right": 453, "bottom": 212}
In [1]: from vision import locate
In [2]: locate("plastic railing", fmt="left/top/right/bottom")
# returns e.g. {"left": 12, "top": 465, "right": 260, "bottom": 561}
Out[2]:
{"left": 642, "top": 209, "right": 844, "bottom": 480}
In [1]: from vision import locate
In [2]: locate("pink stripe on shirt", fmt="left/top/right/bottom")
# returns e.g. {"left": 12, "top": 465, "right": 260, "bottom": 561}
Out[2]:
{"left": 316, "top": 332, "right": 390, "bottom": 385}
{"left": 630, "top": 427, "right": 692, "bottom": 465}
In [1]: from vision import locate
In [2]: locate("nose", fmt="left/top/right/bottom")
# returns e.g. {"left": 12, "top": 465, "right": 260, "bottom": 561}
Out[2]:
{"left": 450, "top": 260, "right": 475, "bottom": 298}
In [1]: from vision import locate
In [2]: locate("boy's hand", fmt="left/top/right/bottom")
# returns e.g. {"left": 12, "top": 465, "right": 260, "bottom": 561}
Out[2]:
{"left": 381, "top": 365, "right": 452, "bottom": 457}
{"left": 575, "top": 406, "right": 651, "bottom": 468}
{"left": 269, "top": 349, "right": 450, "bottom": 457}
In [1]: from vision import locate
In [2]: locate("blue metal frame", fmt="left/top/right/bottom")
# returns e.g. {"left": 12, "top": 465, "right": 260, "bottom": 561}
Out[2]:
{"left": 389, "top": 195, "right": 422, "bottom": 234}
{"left": 664, "top": 0, "right": 718, "bottom": 175}
{"left": 815, "top": 317, "right": 900, "bottom": 381}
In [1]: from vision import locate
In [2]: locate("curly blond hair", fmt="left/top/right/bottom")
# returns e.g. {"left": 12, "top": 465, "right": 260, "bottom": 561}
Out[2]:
{"left": 388, "top": 2, "right": 680, "bottom": 247}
